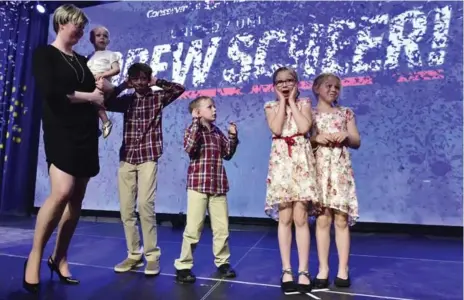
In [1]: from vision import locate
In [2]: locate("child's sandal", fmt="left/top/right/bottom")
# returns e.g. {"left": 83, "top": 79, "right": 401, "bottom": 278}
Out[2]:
{"left": 102, "top": 121, "right": 113, "bottom": 138}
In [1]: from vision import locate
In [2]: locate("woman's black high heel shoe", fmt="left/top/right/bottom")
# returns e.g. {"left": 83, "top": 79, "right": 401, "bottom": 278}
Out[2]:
{"left": 297, "top": 271, "right": 312, "bottom": 294}
{"left": 280, "top": 268, "right": 298, "bottom": 295}
{"left": 47, "top": 256, "right": 80, "bottom": 285}
{"left": 23, "top": 259, "right": 40, "bottom": 293}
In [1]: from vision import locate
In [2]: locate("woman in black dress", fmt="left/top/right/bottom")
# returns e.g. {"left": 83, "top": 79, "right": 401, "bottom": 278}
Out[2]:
{"left": 24, "top": 4, "right": 105, "bottom": 293}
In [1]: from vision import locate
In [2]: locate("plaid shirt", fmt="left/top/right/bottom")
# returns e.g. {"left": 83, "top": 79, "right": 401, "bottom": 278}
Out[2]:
{"left": 106, "top": 79, "right": 185, "bottom": 164}
{"left": 184, "top": 118, "right": 239, "bottom": 194}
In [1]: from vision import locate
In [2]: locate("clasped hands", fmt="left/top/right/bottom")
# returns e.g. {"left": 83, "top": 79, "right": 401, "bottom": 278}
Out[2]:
{"left": 315, "top": 132, "right": 349, "bottom": 146}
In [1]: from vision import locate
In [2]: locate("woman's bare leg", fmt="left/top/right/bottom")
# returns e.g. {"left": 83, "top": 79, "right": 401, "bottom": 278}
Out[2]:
{"left": 51, "top": 177, "right": 89, "bottom": 276}
{"left": 25, "top": 165, "right": 75, "bottom": 284}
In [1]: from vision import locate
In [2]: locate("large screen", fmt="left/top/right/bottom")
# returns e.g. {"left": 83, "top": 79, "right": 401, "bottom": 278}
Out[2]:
{"left": 34, "top": 1, "right": 463, "bottom": 226}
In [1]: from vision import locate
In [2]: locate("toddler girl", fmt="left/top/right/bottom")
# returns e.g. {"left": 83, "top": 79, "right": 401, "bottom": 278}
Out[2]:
{"left": 87, "top": 26, "right": 121, "bottom": 138}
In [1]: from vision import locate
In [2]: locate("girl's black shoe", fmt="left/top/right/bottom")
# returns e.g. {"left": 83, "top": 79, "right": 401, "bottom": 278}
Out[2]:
{"left": 280, "top": 268, "right": 298, "bottom": 295}
{"left": 334, "top": 276, "right": 351, "bottom": 288}
{"left": 47, "top": 256, "right": 79, "bottom": 285}
{"left": 23, "top": 259, "right": 40, "bottom": 294}
{"left": 312, "top": 276, "right": 330, "bottom": 289}
{"left": 297, "top": 271, "right": 312, "bottom": 294}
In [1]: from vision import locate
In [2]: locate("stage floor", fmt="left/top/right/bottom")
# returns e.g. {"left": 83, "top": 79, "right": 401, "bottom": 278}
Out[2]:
{"left": 0, "top": 216, "right": 461, "bottom": 300}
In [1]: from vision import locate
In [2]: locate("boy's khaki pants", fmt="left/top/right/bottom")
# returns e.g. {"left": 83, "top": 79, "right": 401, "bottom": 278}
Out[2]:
{"left": 174, "top": 189, "right": 231, "bottom": 270}
{"left": 118, "top": 161, "right": 161, "bottom": 262}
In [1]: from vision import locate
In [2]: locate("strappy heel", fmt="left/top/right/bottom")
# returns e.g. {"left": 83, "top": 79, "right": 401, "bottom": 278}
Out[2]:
{"left": 47, "top": 256, "right": 79, "bottom": 285}
{"left": 280, "top": 268, "right": 297, "bottom": 295}
{"left": 297, "top": 270, "right": 312, "bottom": 293}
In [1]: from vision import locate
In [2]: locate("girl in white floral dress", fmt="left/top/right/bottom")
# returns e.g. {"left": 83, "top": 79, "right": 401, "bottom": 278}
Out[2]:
{"left": 309, "top": 73, "right": 361, "bottom": 289}
{"left": 264, "top": 67, "right": 321, "bottom": 295}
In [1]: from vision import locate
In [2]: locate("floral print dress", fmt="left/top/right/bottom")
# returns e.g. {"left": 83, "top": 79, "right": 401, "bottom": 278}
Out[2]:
{"left": 312, "top": 107, "right": 359, "bottom": 225}
{"left": 264, "top": 98, "right": 321, "bottom": 220}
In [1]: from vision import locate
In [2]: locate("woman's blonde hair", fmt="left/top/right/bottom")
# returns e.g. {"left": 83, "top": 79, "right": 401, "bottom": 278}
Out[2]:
{"left": 312, "top": 73, "right": 342, "bottom": 106}
{"left": 52, "top": 4, "right": 89, "bottom": 33}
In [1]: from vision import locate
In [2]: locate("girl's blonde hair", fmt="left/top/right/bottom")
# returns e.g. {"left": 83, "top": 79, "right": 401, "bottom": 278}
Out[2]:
{"left": 52, "top": 4, "right": 89, "bottom": 33}
{"left": 312, "top": 73, "right": 342, "bottom": 106}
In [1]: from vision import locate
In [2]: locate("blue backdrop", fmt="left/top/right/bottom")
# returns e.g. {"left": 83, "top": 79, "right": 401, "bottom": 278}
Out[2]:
{"left": 0, "top": 2, "right": 48, "bottom": 215}
{"left": 34, "top": 1, "right": 463, "bottom": 226}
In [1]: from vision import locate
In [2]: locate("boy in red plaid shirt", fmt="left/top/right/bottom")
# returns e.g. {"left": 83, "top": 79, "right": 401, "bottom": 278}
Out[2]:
{"left": 174, "top": 96, "right": 239, "bottom": 284}
{"left": 103, "top": 63, "right": 185, "bottom": 276}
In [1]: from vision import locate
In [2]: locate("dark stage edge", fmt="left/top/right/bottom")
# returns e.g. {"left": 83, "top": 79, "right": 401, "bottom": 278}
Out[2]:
{"left": 0, "top": 216, "right": 462, "bottom": 300}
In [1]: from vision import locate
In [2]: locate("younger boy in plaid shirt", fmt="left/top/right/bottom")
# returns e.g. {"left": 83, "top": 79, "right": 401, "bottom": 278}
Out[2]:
{"left": 174, "top": 96, "right": 239, "bottom": 284}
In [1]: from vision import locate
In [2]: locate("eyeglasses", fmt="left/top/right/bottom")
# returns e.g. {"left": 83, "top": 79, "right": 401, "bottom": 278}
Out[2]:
{"left": 275, "top": 79, "right": 296, "bottom": 87}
